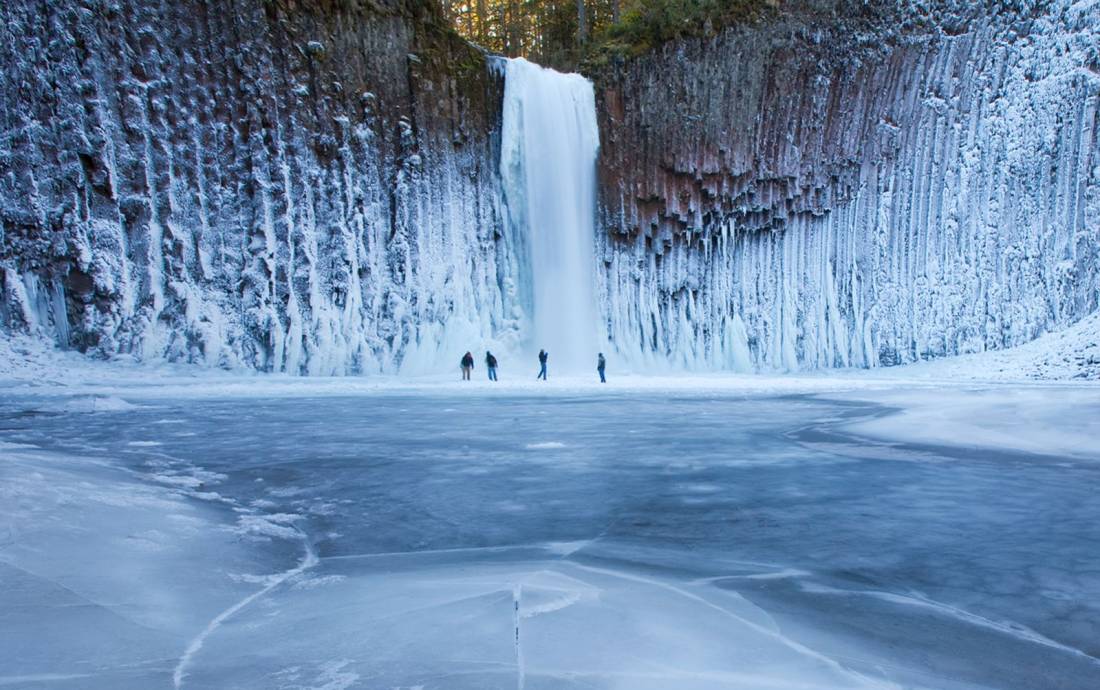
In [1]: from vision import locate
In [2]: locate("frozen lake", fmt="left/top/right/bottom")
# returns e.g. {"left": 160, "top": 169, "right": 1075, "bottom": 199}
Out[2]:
{"left": 2, "top": 384, "right": 1099, "bottom": 689}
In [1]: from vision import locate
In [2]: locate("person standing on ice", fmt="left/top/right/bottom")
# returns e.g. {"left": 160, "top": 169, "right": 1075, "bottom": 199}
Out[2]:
{"left": 460, "top": 351, "right": 475, "bottom": 381}
{"left": 485, "top": 351, "right": 498, "bottom": 381}
{"left": 597, "top": 353, "right": 606, "bottom": 383}
{"left": 537, "top": 349, "right": 548, "bottom": 380}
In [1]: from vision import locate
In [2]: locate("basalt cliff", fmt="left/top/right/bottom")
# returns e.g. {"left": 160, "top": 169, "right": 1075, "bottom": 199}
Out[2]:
{"left": 1, "top": 0, "right": 515, "bottom": 373}
{"left": 593, "top": 0, "right": 1099, "bottom": 369}
{"left": 1, "top": 0, "right": 1097, "bottom": 373}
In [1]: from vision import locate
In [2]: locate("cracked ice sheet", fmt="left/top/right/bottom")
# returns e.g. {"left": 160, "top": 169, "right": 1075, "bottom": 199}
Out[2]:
{"left": 181, "top": 550, "right": 897, "bottom": 690}
{"left": 3, "top": 371, "right": 1100, "bottom": 689}
{"left": 0, "top": 444, "right": 289, "bottom": 689}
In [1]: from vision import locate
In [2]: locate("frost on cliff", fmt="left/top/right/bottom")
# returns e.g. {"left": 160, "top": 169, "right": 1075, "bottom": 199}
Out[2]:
{"left": 595, "top": 0, "right": 1100, "bottom": 371}
{"left": 0, "top": 0, "right": 522, "bottom": 374}
{"left": 1, "top": 0, "right": 1097, "bottom": 375}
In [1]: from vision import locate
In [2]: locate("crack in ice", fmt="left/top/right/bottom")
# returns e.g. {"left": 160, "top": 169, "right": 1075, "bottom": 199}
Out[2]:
{"left": 567, "top": 562, "right": 901, "bottom": 689}
{"left": 172, "top": 533, "right": 318, "bottom": 688}
{"left": 802, "top": 583, "right": 1100, "bottom": 665}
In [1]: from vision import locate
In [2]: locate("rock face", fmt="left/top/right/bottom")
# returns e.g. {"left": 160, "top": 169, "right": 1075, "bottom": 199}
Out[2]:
{"left": 3, "top": 0, "right": 1098, "bottom": 375}
{"left": 0, "top": 0, "right": 517, "bottom": 373}
{"left": 593, "top": 0, "right": 1100, "bottom": 370}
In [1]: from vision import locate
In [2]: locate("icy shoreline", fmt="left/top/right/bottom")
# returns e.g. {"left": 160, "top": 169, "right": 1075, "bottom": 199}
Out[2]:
{"left": 3, "top": 312, "right": 1097, "bottom": 398}
{"left": 3, "top": 325, "right": 1099, "bottom": 465}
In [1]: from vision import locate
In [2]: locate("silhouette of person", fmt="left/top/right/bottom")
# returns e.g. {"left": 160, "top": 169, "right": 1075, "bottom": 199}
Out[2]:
{"left": 485, "top": 351, "right": 498, "bottom": 381}
{"left": 537, "top": 349, "right": 548, "bottom": 380}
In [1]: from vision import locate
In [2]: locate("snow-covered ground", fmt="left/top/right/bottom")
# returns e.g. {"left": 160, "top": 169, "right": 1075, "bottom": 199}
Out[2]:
{"left": 5, "top": 309, "right": 1098, "bottom": 393}
{"left": 1, "top": 334, "right": 1099, "bottom": 689}
{"left": 871, "top": 312, "right": 1100, "bottom": 383}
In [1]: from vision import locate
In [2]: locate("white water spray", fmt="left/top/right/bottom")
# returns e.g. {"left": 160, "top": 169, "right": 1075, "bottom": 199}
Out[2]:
{"left": 500, "top": 58, "right": 601, "bottom": 374}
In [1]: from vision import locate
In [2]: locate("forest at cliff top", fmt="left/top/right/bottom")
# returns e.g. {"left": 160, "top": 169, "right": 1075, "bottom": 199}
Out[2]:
{"left": 440, "top": 0, "right": 1008, "bottom": 69}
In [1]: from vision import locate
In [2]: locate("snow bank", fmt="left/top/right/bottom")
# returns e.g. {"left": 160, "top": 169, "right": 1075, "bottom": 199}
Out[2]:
{"left": 874, "top": 312, "right": 1100, "bottom": 382}
{"left": 836, "top": 387, "right": 1100, "bottom": 460}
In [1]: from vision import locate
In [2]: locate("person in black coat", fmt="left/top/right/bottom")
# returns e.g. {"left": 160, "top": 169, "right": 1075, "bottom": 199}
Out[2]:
{"left": 537, "top": 349, "right": 548, "bottom": 380}
{"left": 485, "top": 351, "right": 498, "bottom": 381}
{"left": 460, "top": 351, "right": 474, "bottom": 380}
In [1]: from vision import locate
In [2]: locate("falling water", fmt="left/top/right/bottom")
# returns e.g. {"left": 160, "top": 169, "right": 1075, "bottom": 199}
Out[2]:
{"left": 500, "top": 58, "right": 601, "bottom": 374}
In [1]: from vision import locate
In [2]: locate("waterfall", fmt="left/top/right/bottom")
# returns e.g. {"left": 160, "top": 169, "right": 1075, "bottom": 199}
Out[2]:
{"left": 500, "top": 58, "right": 601, "bottom": 374}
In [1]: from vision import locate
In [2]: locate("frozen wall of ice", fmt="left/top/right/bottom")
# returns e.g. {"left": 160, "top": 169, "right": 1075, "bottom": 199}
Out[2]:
{"left": 595, "top": 1, "right": 1100, "bottom": 370}
{"left": 0, "top": 0, "right": 521, "bottom": 374}
{"left": 3, "top": 0, "right": 1097, "bottom": 375}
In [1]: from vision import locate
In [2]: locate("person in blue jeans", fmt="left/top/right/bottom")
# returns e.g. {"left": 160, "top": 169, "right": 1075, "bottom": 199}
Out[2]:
{"left": 537, "top": 349, "right": 548, "bottom": 380}
{"left": 597, "top": 352, "right": 606, "bottom": 383}
{"left": 485, "top": 351, "right": 498, "bottom": 381}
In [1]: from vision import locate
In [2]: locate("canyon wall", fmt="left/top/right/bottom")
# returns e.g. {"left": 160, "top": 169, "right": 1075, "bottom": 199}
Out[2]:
{"left": 0, "top": 0, "right": 519, "bottom": 373}
{"left": 3, "top": 0, "right": 1097, "bottom": 375}
{"left": 594, "top": 0, "right": 1100, "bottom": 370}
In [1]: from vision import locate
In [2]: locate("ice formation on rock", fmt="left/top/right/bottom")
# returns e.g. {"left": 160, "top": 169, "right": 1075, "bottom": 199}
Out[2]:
{"left": 0, "top": 0, "right": 520, "bottom": 375}
{"left": 595, "top": 1, "right": 1100, "bottom": 371}
{"left": 1, "top": 0, "right": 1097, "bottom": 375}
{"left": 500, "top": 58, "right": 601, "bottom": 372}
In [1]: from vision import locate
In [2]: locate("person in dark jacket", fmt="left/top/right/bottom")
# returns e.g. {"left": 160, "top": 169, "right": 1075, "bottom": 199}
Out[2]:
{"left": 485, "top": 351, "right": 498, "bottom": 381}
{"left": 537, "top": 349, "right": 548, "bottom": 380}
{"left": 460, "top": 351, "right": 474, "bottom": 381}
{"left": 597, "top": 352, "right": 606, "bottom": 383}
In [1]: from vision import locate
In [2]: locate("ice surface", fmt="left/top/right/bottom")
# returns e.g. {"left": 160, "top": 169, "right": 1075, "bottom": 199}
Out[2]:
{"left": 2, "top": 372, "right": 1099, "bottom": 689}
{"left": 0, "top": 442, "right": 281, "bottom": 688}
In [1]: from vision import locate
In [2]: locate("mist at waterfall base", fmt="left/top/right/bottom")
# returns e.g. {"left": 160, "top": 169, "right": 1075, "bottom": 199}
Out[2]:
{"left": 500, "top": 58, "right": 602, "bottom": 375}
